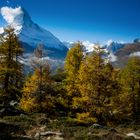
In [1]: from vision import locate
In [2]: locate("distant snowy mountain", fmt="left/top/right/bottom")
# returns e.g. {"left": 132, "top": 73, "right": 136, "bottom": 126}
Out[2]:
{"left": 64, "top": 40, "right": 125, "bottom": 54}
{"left": 64, "top": 41, "right": 95, "bottom": 53}
{"left": 104, "top": 40, "right": 125, "bottom": 53}
{"left": 64, "top": 40, "right": 126, "bottom": 63}
{"left": 0, "top": 6, "right": 68, "bottom": 59}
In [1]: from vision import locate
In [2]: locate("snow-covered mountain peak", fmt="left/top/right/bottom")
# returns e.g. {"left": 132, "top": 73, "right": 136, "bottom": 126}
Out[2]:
{"left": 106, "top": 40, "right": 114, "bottom": 46}
{"left": 105, "top": 40, "right": 125, "bottom": 53}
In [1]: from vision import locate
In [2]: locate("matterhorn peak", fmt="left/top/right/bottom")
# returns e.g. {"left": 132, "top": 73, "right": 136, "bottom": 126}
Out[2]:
{"left": 0, "top": 6, "right": 68, "bottom": 58}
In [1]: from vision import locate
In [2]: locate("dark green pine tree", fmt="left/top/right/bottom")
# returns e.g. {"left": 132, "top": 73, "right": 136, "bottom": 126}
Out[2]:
{"left": 0, "top": 26, "right": 24, "bottom": 104}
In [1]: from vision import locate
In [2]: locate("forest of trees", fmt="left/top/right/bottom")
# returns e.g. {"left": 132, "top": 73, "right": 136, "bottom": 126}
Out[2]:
{"left": 0, "top": 27, "right": 140, "bottom": 125}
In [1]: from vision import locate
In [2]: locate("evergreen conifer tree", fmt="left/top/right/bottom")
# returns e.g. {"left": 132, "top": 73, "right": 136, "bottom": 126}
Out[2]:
{"left": 0, "top": 27, "right": 24, "bottom": 104}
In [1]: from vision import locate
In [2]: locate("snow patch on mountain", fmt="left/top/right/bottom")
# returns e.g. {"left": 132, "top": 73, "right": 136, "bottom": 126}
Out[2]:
{"left": 82, "top": 41, "right": 95, "bottom": 52}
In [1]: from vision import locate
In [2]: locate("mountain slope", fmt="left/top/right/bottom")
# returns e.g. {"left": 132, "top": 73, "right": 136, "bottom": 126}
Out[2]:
{"left": 112, "top": 42, "right": 140, "bottom": 67}
{"left": 0, "top": 6, "right": 68, "bottom": 59}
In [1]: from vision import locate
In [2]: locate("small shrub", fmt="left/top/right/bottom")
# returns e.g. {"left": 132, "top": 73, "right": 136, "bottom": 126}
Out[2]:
{"left": 76, "top": 113, "right": 97, "bottom": 125}
{"left": 66, "top": 115, "right": 97, "bottom": 127}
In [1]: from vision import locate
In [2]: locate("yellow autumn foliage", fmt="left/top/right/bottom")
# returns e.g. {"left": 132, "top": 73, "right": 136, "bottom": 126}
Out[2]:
{"left": 20, "top": 67, "right": 54, "bottom": 113}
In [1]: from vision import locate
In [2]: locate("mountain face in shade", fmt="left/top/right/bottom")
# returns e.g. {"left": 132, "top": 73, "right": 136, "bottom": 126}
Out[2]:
{"left": 0, "top": 6, "right": 68, "bottom": 59}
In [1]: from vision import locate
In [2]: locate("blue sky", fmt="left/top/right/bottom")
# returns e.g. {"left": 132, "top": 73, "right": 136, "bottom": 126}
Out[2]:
{"left": 0, "top": 0, "right": 140, "bottom": 43}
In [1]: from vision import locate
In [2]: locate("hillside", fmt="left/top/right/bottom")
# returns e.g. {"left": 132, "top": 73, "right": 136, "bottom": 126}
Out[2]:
{"left": 113, "top": 42, "right": 140, "bottom": 67}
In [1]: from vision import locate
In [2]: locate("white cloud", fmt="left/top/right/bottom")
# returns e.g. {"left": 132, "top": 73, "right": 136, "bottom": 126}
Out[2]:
{"left": 130, "top": 52, "right": 140, "bottom": 57}
{"left": 0, "top": 27, "right": 4, "bottom": 34}
{"left": 1, "top": 6, "right": 24, "bottom": 26}
{"left": 1, "top": 6, "right": 24, "bottom": 33}
{"left": 109, "top": 53, "right": 117, "bottom": 62}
